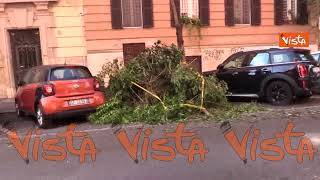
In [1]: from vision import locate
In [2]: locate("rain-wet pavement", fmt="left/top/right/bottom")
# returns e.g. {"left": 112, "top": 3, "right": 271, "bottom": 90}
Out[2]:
{"left": 1, "top": 97, "right": 320, "bottom": 179}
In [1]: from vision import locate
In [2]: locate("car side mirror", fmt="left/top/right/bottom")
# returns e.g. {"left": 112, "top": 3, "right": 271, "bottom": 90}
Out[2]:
{"left": 18, "top": 80, "right": 25, "bottom": 87}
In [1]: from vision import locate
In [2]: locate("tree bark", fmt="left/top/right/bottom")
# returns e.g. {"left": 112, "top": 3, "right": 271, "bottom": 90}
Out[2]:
{"left": 170, "top": 0, "right": 184, "bottom": 51}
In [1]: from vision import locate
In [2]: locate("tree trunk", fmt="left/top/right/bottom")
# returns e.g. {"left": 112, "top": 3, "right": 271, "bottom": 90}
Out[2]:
{"left": 170, "top": 0, "right": 184, "bottom": 51}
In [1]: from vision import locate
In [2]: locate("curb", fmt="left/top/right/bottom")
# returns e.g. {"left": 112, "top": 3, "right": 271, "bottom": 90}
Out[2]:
{"left": 0, "top": 99, "right": 15, "bottom": 114}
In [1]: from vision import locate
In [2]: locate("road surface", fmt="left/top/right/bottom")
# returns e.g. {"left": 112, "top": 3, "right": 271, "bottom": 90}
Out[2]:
{"left": 1, "top": 97, "right": 320, "bottom": 180}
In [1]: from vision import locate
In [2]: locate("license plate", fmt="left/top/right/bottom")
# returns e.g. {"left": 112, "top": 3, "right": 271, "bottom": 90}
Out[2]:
{"left": 68, "top": 99, "right": 90, "bottom": 106}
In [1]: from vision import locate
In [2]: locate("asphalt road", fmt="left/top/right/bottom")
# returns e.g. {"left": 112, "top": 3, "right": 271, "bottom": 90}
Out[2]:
{"left": 1, "top": 98, "right": 320, "bottom": 180}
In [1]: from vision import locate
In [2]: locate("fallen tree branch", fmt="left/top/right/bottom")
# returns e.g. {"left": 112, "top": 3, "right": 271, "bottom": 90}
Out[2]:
{"left": 131, "top": 81, "right": 168, "bottom": 110}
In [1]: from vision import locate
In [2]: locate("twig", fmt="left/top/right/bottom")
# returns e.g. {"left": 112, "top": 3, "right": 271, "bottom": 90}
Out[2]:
{"left": 129, "top": 86, "right": 145, "bottom": 103}
{"left": 131, "top": 82, "right": 168, "bottom": 110}
{"left": 181, "top": 104, "right": 210, "bottom": 116}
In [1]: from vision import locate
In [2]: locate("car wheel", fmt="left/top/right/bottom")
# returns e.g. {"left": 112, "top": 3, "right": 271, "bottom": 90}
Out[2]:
{"left": 266, "top": 81, "right": 293, "bottom": 106}
{"left": 15, "top": 102, "right": 25, "bottom": 117}
{"left": 35, "top": 105, "right": 50, "bottom": 129}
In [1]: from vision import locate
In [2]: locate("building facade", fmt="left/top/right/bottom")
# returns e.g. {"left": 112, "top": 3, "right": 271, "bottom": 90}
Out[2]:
{"left": 0, "top": 0, "right": 86, "bottom": 98}
{"left": 0, "top": 0, "right": 318, "bottom": 98}
{"left": 83, "top": 0, "right": 318, "bottom": 76}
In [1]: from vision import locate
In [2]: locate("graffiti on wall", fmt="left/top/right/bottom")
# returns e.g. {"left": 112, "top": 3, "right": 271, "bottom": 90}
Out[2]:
{"left": 203, "top": 49, "right": 225, "bottom": 62}
{"left": 230, "top": 47, "right": 245, "bottom": 54}
{"left": 203, "top": 47, "right": 246, "bottom": 63}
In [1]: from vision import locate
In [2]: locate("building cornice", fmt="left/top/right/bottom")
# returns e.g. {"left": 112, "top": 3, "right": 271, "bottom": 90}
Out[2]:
{"left": 0, "top": 0, "right": 58, "bottom": 12}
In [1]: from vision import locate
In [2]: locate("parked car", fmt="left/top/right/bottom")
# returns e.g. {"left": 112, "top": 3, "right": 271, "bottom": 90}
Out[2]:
{"left": 214, "top": 48, "right": 320, "bottom": 106}
{"left": 15, "top": 65, "right": 106, "bottom": 128}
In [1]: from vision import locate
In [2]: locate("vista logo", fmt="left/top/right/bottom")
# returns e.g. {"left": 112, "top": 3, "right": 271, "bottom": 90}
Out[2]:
{"left": 279, "top": 32, "right": 309, "bottom": 47}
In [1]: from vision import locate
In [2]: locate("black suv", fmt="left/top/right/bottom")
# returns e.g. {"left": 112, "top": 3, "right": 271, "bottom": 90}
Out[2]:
{"left": 215, "top": 48, "right": 320, "bottom": 105}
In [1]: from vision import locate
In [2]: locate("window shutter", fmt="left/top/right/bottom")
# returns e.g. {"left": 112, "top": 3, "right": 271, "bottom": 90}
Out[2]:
{"left": 274, "top": 0, "right": 285, "bottom": 25}
{"left": 171, "top": 0, "right": 181, "bottom": 27}
{"left": 251, "top": 0, "right": 261, "bottom": 25}
{"left": 225, "top": 0, "right": 234, "bottom": 26}
{"left": 111, "top": 0, "right": 123, "bottom": 29}
{"left": 142, "top": 0, "right": 154, "bottom": 28}
{"left": 297, "top": 0, "right": 308, "bottom": 25}
{"left": 199, "top": 0, "right": 210, "bottom": 26}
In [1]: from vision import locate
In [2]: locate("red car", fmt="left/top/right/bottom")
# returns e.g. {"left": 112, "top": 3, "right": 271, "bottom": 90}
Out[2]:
{"left": 15, "top": 65, "right": 106, "bottom": 128}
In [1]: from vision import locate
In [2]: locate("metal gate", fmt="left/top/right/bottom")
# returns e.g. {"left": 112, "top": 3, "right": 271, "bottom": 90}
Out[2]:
{"left": 9, "top": 29, "right": 42, "bottom": 87}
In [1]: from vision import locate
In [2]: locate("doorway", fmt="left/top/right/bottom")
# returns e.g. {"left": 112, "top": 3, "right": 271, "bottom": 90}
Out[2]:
{"left": 9, "top": 29, "right": 42, "bottom": 87}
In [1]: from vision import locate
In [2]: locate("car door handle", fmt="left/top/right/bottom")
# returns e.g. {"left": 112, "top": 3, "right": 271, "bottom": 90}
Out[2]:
{"left": 248, "top": 70, "right": 256, "bottom": 76}
{"left": 232, "top": 72, "right": 239, "bottom": 76}
{"left": 261, "top": 68, "right": 271, "bottom": 72}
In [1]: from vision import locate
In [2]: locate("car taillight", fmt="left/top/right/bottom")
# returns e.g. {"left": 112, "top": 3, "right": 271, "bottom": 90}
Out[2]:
{"left": 297, "top": 64, "right": 308, "bottom": 78}
{"left": 94, "top": 79, "right": 100, "bottom": 91}
{"left": 42, "top": 84, "right": 55, "bottom": 96}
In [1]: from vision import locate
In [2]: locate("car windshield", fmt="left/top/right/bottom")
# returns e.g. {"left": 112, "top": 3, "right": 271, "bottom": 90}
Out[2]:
{"left": 50, "top": 67, "right": 92, "bottom": 81}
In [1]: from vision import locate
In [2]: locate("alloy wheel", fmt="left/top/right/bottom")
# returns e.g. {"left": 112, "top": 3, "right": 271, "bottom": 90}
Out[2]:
{"left": 270, "top": 85, "right": 288, "bottom": 103}
{"left": 266, "top": 81, "right": 293, "bottom": 106}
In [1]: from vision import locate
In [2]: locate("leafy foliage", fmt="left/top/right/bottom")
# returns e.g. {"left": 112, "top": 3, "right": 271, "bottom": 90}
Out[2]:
{"left": 180, "top": 15, "right": 202, "bottom": 39}
{"left": 171, "top": 65, "right": 228, "bottom": 106}
{"left": 96, "top": 59, "right": 122, "bottom": 85}
{"left": 108, "top": 41, "right": 184, "bottom": 105}
{"left": 90, "top": 96, "right": 194, "bottom": 125}
{"left": 181, "top": 15, "right": 202, "bottom": 27}
{"left": 90, "top": 42, "right": 251, "bottom": 125}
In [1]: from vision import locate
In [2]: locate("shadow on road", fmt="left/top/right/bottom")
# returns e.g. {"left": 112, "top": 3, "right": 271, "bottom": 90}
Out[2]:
{"left": 0, "top": 112, "right": 89, "bottom": 133}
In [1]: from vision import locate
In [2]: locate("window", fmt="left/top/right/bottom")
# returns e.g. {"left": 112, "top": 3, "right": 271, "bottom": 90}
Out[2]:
{"left": 122, "top": 0, "right": 143, "bottom": 27}
{"left": 180, "top": 0, "right": 199, "bottom": 18}
{"left": 234, "top": 0, "right": 251, "bottom": 24}
{"left": 111, "top": 0, "right": 153, "bottom": 29}
{"left": 271, "top": 51, "right": 315, "bottom": 64}
{"left": 171, "top": 0, "right": 210, "bottom": 27}
{"left": 285, "top": 0, "right": 297, "bottom": 22}
{"left": 23, "top": 69, "right": 34, "bottom": 84}
{"left": 224, "top": 54, "right": 247, "bottom": 69}
{"left": 271, "top": 53, "right": 295, "bottom": 64}
{"left": 312, "top": 53, "right": 320, "bottom": 62}
{"left": 275, "top": 0, "right": 308, "bottom": 25}
{"left": 50, "top": 67, "right": 92, "bottom": 81}
{"left": 225, "top": 0, "right": 261, "bottom": 26}
{"left": 296, "top": 52, "right": 315, "bottom": 62}
{"left": 32, "top": 69, "right": 48, "bottom": 83}
{"left": 248, "top": 53, "right": 270, "bottom": 67}
{"left": 29, "top": 68, "right": 42, "bottom": 83}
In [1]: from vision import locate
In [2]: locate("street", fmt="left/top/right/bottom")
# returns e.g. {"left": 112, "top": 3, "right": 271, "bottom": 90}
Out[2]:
{"left": 0, "top": 98, "right": 320, "bottom": 179}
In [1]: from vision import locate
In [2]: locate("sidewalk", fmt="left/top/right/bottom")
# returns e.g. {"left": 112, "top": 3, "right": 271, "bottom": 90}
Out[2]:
{"left": 0, "top": 99, "right": 15, "bottom": 114}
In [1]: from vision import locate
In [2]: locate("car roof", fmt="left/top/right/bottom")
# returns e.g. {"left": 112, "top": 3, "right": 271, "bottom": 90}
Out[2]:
{"left": 311, "top": 51, "right": 320, "bottom": 55}
{"left": 241, "top": 48, "right": 310, "bottom": 54}
{"left": 31, "top": 64, "right": 87, "bottom": 70}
